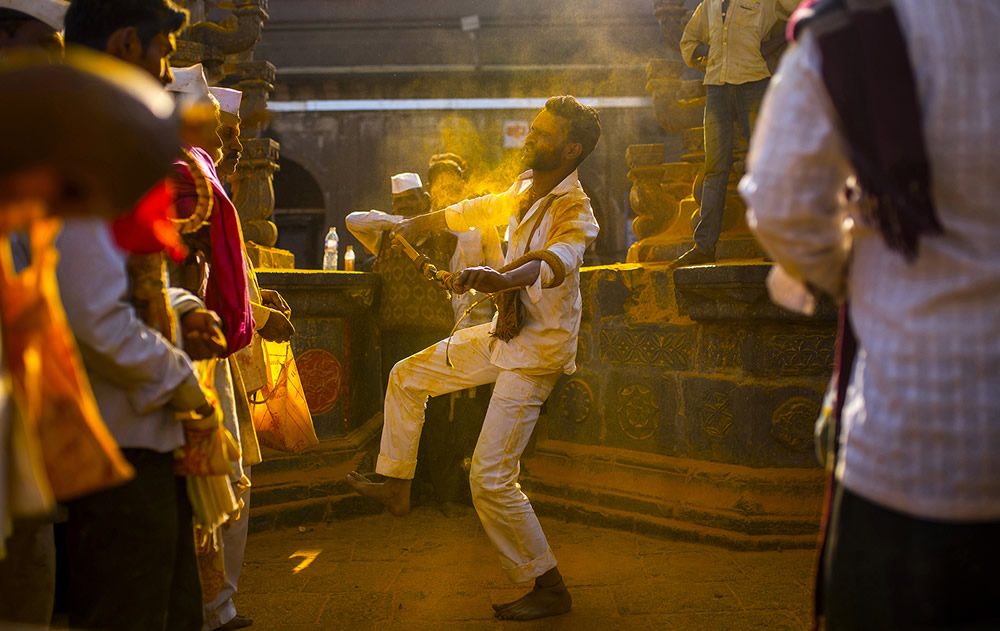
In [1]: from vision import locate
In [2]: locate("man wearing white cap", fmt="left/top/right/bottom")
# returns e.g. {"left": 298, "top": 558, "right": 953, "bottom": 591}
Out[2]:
{"left": 348, "top": 168, "right": 502, "bottom": 513}
{"left": 346, "top": 173, "right": 455, "bottom": 384}
{"left": 346, "top": 172, "right": 432, "bottom": 257}
{"left": 169, "top": 63, "right": 224, "bottom": 164}
{"left": 197, "top": 83, "right": 291, "bottom": 631}
{"left": 210, "top": 86, "right": 244, "bottom": 179}
{"left": 347, "top": 174, "right": 456, "bottom": 515}
{"left": 0, "top": 0, "right": 67, "bottom": 59}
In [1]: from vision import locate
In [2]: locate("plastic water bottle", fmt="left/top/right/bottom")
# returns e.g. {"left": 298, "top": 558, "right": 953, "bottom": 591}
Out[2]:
{"left": 344, "top": 245, "right": 356, "bottom": 272}
{"left": 323, "top": 227, "right": 339, "bottom": 270}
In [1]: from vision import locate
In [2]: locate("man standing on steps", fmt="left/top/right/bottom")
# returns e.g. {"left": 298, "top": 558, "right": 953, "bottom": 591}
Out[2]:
{"left": 672, "top": 0, "right": 797, "bottom": 268}
{"left": 346, "top": 95, "right": 601, "bottom": 621}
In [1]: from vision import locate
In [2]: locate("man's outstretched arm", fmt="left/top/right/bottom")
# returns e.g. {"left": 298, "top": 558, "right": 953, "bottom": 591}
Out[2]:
{"left": 390, "top": 209, "right": 449, "bottom": 244}
{"left": 451, "top": 259, "right": 543, "bottom": 295}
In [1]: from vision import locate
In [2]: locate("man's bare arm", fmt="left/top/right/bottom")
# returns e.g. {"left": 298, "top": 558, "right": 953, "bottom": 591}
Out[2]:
{"left": 452, "top": 260, "right": 542, "bottom": 295}
{"left": 390, "top": 210, "right": 449, "bottom": 243}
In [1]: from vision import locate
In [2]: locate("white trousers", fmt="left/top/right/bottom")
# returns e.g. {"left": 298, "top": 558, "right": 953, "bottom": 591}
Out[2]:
{"left": 202, "top": 472, "right": 251, "bottom": 631}
{"left": 377, "top": 323, "right": 561, "bottom": 583}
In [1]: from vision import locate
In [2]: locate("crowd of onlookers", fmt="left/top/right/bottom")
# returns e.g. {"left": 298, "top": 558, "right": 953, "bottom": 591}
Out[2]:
{"left": 0, "top": 1, "right": 293, "bottom": 629}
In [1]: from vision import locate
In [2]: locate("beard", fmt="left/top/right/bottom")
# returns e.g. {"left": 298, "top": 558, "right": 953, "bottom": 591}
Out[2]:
{"left": 209, "top": 147, "right": 224, "bottom": 166}
{"left": 217, "top": 153, "right": 240, "bottom": 178}
{"left": 522, "top": 144, "right": 561, "bottom": 172}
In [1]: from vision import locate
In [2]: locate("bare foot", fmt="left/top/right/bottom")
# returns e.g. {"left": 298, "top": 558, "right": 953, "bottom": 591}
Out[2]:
{"left": 492, "top": 581, "right": 572, "bottom": 620}
{"left": 344, "top": 472, "right": 411, "bottom": 517}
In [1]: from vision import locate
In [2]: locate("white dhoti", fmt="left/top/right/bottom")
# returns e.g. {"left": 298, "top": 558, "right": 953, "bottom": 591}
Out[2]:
{"left": 202, "top": 470, "right": 251, "bottom": 631}
{"left": 377, "top": 323, "right": 560, "bottom": 584}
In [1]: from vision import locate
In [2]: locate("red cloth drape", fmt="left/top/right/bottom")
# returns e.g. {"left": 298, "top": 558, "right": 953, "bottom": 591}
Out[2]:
{"left": 171, "top": 147, "right": 254, "bottom": 355}
{"left": 110, "top": 180, "right": 187, "bottom": 263}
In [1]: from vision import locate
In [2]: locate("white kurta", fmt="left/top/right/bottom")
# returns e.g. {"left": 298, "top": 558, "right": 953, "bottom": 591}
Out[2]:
{"left": 449, "top": 227, "right": 504, "bottom": 328}
{"left": 445, "top": 170, "right": 599, "bottom": 375}
{"left": 345, "top": 209, "right": 401, "bottom": 256}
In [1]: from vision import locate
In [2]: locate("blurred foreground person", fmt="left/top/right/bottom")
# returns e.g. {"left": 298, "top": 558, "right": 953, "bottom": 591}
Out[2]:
{"left": 58, "top": 2, "right": 228, "bottom": 630}
{"left": 0, "top": 0, "right": 66, "bottom": 60}
{"left": 0, "top": 48, "right": 184, "bottom": 628}
{"left": 347, "top": 96, "right": 600, "bottom": 621}
{"left": 741, "top": 1, "right": 1000, "bottom": 629}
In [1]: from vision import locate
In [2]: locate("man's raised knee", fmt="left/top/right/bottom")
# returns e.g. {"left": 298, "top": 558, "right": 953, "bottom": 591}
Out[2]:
{"left": 387, "top": 357, "right": 415, "bottom": 391}
{"left": 469, "top": 463, "right": 517, "bottom": 504}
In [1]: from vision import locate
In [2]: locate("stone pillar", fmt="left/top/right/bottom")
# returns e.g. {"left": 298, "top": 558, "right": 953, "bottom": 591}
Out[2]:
{"left": 173, "top": 0, "right": 293, "bottom": 269}
{"left": 227, "top": 60, "right": 292, "bottom": 267}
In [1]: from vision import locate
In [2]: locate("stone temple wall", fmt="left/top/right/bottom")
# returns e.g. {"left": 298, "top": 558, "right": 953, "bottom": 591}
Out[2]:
{"left": 515, "top": 262, "right": 832, "bottom": 550}
{"left": 553, "top": 264, "right": 832, "bottom": 469}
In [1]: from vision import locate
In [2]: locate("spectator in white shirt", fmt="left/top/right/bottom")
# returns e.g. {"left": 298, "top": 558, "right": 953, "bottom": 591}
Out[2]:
{"left": 741, "top": 1, "right": 1000, "bottom": 628}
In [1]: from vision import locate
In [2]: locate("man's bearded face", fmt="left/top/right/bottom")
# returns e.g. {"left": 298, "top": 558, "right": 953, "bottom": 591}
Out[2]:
{"left": 216, "top": 112, "right": 243, "bottom": 178}
{"left": 521, "top": 109, "right": 569, "bottom": 172}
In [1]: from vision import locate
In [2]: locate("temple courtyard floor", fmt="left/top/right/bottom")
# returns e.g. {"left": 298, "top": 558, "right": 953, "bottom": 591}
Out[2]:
{"left": 234, "top": 505, "right": 816, "bottom": 630}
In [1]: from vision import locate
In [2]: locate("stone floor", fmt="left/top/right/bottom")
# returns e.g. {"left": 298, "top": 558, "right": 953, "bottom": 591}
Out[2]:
{"left": 233, "top": 505, "right": 817, "bottom": 630}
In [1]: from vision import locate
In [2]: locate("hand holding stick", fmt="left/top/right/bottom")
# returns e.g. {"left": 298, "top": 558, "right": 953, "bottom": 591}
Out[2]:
{"left": 391, "top": 233, "right": 478, "bottom": 296}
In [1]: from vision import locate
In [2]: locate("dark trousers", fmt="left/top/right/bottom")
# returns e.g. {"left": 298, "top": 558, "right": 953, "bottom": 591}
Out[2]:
{"left": 66, "top": 448, "right": 202, "bottom": 631}
{"left": 0, "top": 518, "right": 55, "bottom": 625}
{"left": 695, "top": 78, "right": 769, "bottom": 253}
{"left": 823, "top": 485, "right": 1000, "bottom": 631}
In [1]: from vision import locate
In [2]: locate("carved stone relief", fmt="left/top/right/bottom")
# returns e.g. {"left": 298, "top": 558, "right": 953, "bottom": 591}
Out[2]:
{"left": 770, "top": 397, "right": 818, "bottom": 453}
{"left": 600, "top": 328, "right": 692, "bottom": 370}
{"left": 558, "top": 379, "right": 594, "bottom": 425}
{"left": 701, "top": 390, "right": 734, "bottom": 439}
{"left": 616, "top": 384, "right": 659, "bottom": 440}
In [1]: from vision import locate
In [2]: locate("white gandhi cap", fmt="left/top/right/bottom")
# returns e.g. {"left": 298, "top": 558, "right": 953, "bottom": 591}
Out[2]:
{"left": 391, "top": 172, "right": 422, "bottom": 194}
{"left": 0, "top": 0, "right": 68, "bottom": 31}
{"left": 167, "top": 63, "right": 211, "bottom": 102}
{"left": 208, "top": 87, "right": 242, "bottom": 116}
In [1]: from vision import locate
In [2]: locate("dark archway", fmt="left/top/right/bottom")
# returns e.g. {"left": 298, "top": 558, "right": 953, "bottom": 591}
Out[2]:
{"left": 273, "top": 157, "right": 326, "bottom": 269}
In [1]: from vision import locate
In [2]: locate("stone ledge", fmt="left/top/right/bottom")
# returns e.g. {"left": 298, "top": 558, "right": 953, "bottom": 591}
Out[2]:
{"left": 530, "top": 494, "right": 820, "bottom": 551}
{"left": 249, "top": 494, "right": 383, "bottom": 534}
{"left": 673, "top": 261, "right": 837, "bottom": 321}
{"left": 247, "top": 242, "right": 295, "bottom": 270}
{"left": 254, "top": 411, "right": 382, "bottom": 477}
{"left": 248, "top": 412, "right": 383, "bottom": 533}
{"left": 520, "top": 438, "right": 824, "bottom": 549}
{"left": 256, "top": 269, "right": 380, "bottom": 318}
